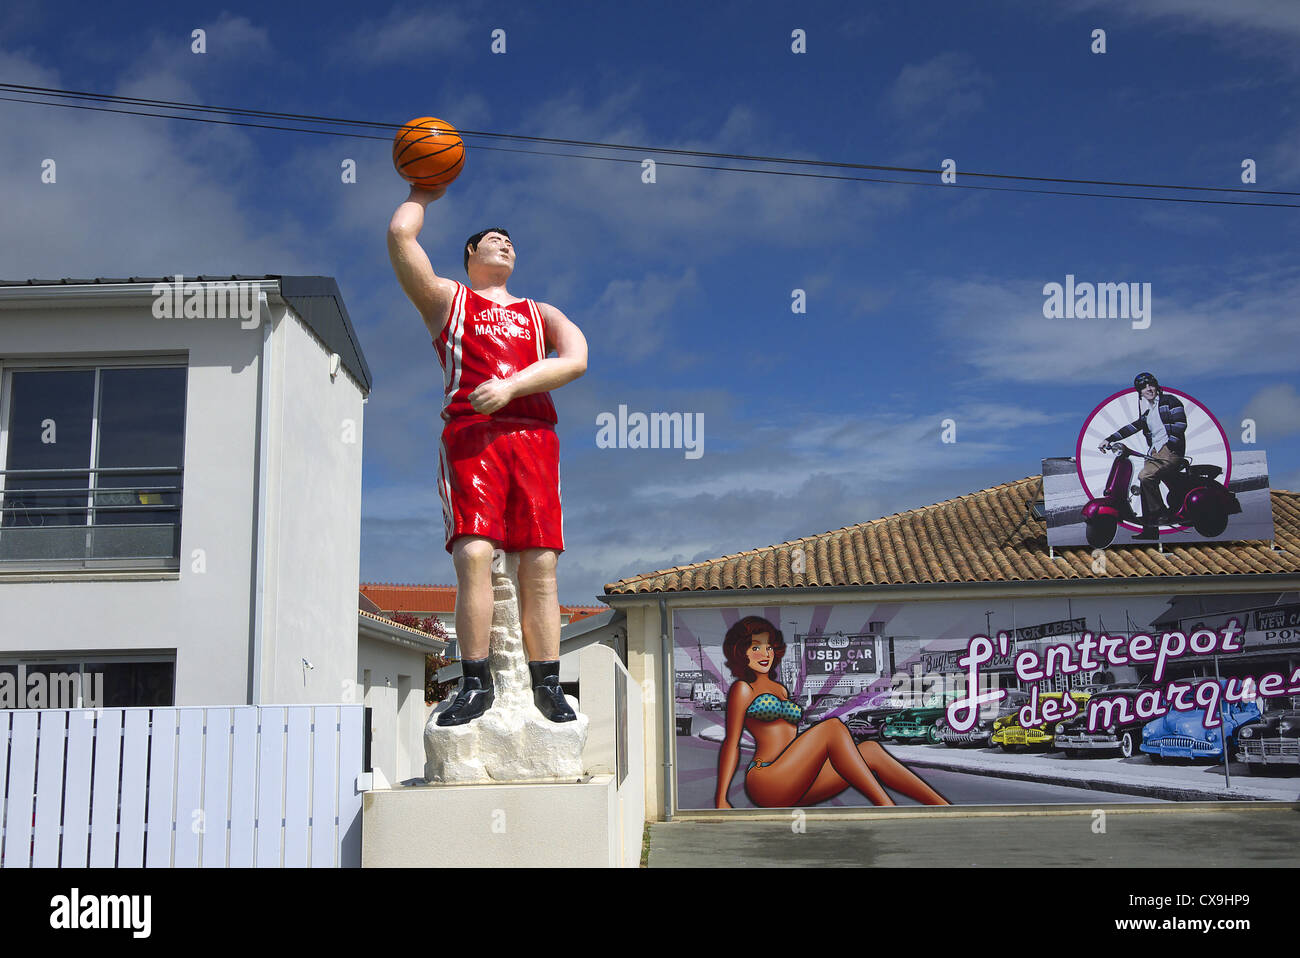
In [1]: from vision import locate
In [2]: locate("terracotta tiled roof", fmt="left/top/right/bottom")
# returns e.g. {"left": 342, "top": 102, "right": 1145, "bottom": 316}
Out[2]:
{"left": 361, "top": 583, "right": 457, "bottom": 614}
{"left": 564, "top": 608, "right": 606, "bottom": 624}
{"left": 603, "top": 478, "right": 1300, "bottom": 595}
{"left": 358, "top": 608, "right": 446, "bottom": 642}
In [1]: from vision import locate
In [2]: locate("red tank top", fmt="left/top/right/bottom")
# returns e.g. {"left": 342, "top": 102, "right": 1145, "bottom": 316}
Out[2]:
{"left": 434, "top": 282, "right": 557, "bottom": 424}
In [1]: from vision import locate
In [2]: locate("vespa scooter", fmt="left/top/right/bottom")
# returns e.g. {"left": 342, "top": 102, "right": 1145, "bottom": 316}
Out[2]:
{"left": 1081, "top": 442, "right": 1241, "bottom": 548}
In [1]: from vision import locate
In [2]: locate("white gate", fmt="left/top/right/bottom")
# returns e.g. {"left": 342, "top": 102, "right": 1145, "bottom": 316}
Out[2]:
{"left": 0, "top": 704, "right": 365, "bottom": 867}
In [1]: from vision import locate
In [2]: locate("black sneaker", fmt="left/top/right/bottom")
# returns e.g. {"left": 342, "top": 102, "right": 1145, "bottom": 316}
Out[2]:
{"left": 436, "top": 676, "right": 495, "bottom": 727}
{"left": 1133, "top": 526, "right": 1160, "bottom": 541}
{"left": 528, "top": 660, "right": 577, "bottom": 723}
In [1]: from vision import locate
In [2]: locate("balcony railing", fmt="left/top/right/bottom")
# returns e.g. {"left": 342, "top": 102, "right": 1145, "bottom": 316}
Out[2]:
{"left": 0, "top": 466, "right": 182, "bottom": 565}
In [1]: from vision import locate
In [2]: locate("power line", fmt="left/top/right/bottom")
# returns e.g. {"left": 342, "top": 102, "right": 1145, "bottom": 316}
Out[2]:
{"left": 5, "top": 81, "right": 1294, "bottom": 197}
{"left": 2, "top": 82, "right": 1296, "bottom": 209}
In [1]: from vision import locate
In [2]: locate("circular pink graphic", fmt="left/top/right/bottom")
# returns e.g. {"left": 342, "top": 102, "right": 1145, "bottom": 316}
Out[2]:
{"left": 1075, "top": 388, "right": 1231, "bottom": 535}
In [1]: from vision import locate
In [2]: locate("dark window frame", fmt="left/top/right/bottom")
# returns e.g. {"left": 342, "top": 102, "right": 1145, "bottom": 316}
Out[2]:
{"left": 0, "top": 358, "right": 188, "bottom": 571}
{"left": 0, "top": 653, "right": 177, "bottom": 708}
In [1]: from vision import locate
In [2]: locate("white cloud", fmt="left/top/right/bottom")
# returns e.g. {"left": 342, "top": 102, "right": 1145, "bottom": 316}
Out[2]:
{"left": 1061, "top": 0, "right": 1300, "bottom": 41}
{"left": 0, "top": 47, "right": 311, "bottom": 281}
{"left": 459, "top": 88, "right": 908, "bottom": 271}
{"left": 330, "top": 8, "right": 475, "bottom": 65}
{"left": 934, "top": 266, "right": 1300, "bottom": 385}
{"left": 621, "top": 401, "right": 1065, "bottom": 502}
{"left": 587, "top": 269, "right": 699, "bottom": 363}
{"left": 1242, "top": 383, "right": 1300, "bottom": 440}
{"left": 883, "top": 52, "right": 992, "bottom": 139}
{"left": 117, "top": 13, "right": 273, "bottom": 88}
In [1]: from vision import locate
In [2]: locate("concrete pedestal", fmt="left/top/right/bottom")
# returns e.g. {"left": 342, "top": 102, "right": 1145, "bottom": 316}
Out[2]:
{"left": 366, "top": 639, "right": 644, "bottom": 868}
{"left": 362, "top": 775, "right": 624, "bottom": 867}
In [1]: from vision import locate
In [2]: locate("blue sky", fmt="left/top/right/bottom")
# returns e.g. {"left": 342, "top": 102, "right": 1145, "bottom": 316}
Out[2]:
{"left": 2, "top": 0, "right": 1297, "bottom": 604}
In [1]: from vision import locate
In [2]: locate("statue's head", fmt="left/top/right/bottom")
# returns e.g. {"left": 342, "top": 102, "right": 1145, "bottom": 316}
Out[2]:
{"left": 464, "top": 228, "right": 514, "bottom": 281}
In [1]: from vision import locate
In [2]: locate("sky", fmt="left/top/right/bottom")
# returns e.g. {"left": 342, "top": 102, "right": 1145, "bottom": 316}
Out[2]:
{"left": 1, "top": 0, "right": 1297, "bottom": 605}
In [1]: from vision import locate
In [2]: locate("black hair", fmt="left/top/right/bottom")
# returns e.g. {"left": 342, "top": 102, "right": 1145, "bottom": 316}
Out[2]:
{"left": 464, "top": 227, "right": 511, "bottom": 274}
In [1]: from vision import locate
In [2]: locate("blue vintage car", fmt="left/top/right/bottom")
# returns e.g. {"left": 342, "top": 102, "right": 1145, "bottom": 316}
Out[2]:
{"left": 1139, "top": 680, "right": 1261, "bottom": 762}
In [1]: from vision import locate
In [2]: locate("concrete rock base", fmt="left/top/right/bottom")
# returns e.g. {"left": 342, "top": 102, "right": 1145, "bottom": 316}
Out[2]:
{"left": 424, "top": 553, "right": 588, "bottom": 784}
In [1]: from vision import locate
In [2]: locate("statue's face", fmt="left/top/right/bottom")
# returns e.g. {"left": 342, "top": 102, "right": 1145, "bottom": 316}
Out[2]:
{"left": 468, "top": 232, "right": 514, "bottom": 276}
{"left": 746, "top": 633, "right": 774, "bottom": 675}
{"left": 1141, "top": 384, "right": 1158, "bottom": 402}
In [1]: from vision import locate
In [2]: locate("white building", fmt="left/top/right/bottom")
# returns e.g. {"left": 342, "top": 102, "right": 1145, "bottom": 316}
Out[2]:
{"left": 0, "top": 276, "right": 436, "bottom": 764}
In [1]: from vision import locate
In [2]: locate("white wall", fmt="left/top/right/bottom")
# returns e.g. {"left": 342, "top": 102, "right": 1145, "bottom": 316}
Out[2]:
{"left": 358, "top": 633, "right": 426, "bottom": 784}
{"left": 578, "top": 643, "right": 644, "bottom": 866}
{"left": 259, "top": 306, "right": 365, "bottom": 704}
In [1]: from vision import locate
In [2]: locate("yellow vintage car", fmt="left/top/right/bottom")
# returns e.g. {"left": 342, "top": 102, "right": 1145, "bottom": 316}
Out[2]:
{"left": 990, "top": 690, "right": 1091, "bottom": 751}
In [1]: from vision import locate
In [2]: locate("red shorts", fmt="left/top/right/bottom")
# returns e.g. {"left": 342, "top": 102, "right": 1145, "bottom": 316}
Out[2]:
{"left": 438, "top": 416, "right": 564, "bottom": 554}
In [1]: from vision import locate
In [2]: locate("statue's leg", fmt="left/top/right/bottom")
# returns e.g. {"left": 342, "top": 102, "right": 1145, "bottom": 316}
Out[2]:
{"left": 517, "top": 547, "right": 559, "bottom": 660}
{"left": 452, "top": 535, "right": 497, "bottom": 659}
{"left": 517, "top": 548, "right": 575, "bottom": 722}
{"left": 436, "top": 535, "right": 498, "bottom": 726}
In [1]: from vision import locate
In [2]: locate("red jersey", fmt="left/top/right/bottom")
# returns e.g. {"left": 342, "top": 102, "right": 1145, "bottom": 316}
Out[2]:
{"left": 433, "top": 282, "right": 557, "bottom": 424}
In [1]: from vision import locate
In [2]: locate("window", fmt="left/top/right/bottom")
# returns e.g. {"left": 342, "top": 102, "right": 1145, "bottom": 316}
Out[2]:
{"left": 0, "top": 657, "right": 175, "bottom": 708}
{"left": 0, "top": 364, "right": 186, "bottom": 567}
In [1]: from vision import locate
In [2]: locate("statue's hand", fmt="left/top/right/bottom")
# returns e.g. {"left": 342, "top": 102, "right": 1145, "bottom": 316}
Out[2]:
{"left": 469, "top": 378, "right": 514, "bottom": 414}
{"left": 407, "top": 185, "right": 446, "bottom": 204}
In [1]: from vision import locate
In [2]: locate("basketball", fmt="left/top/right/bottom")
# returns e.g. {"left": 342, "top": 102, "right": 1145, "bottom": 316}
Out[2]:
{"left": 392, "top": 116, "right": 465, "bottom": 189}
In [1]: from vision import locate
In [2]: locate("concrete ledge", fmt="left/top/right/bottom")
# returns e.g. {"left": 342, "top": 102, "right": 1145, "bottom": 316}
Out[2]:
{"left": 648, "top": 808, "right": 1300, "bottom": 868}
{"left": 362, "top": 775, "right": 621, "bottom": 867}
{"left": 671, "top": 801, "right": 1300, "bottom": 822}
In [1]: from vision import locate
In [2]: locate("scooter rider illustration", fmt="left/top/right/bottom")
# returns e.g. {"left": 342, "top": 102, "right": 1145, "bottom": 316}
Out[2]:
{"left": 1097, "top": 372, "right": 1187, "bottom": 540}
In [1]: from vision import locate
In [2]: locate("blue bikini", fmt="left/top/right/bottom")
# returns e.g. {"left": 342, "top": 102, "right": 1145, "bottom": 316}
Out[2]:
{"left": 745, "top": 692, "right": 803, "bottom": 771}
{"left": 746, "top": 692, "right": 803, "bottom": 724}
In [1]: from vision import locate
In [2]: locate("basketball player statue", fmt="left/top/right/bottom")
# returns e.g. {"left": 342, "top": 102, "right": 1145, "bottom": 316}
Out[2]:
{"left": 387, "top": 184, "right": 588, "bottom": 727}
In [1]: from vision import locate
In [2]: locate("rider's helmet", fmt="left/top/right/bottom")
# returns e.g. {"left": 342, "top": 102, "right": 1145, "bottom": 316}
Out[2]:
{"left": 1133, "top": 372, "right": 1160, "bottom": 392}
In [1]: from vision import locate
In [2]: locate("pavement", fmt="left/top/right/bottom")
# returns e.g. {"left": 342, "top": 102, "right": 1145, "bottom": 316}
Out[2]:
{"left": 646, "top": 806, "right": 1300, "bottom": 867}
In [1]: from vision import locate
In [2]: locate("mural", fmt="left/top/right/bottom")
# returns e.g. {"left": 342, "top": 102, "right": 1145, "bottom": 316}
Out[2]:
{"left": 674, "top": 593, "right": 1300, "bottom": 809}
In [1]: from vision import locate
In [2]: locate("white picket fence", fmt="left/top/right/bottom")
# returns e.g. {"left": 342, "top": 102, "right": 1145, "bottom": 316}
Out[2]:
{"left": 0, "top": 704, "right": 365, "bottom": 868}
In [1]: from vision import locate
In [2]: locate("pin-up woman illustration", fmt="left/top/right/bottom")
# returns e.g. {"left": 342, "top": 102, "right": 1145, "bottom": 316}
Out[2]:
{"left": 715, "top": 615, "right": 949, "bottom": 808}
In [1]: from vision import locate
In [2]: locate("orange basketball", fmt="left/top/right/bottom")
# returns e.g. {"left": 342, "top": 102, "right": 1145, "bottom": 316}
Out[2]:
{"left": 392, "top": 116, "right": 465, "bottom": 189}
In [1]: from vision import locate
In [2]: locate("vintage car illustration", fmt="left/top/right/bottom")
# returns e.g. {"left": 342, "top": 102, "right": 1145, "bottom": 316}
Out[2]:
{"left": 843, "top": 691, "right": 900, "bottom": 742}
{"left": 1055, "top": 686, "right": 1149, "bottom": 758}
{"left": 1235, "top": 706, "right": 1300, "bottom": 773}
{"left": 990, "top": 690, "right": 1091, "bottom": 751}
{"left": 799, "top": 694, "right": 853, "bottom": 729}
{"left": 936, "top": 689, "right": 1030, "bottom": 747}
{"left": 879, "top": 691, "right": 965, "bottom": 744}
{"left": 1139, "top": 680, "right": 1261, "bottom": 762}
